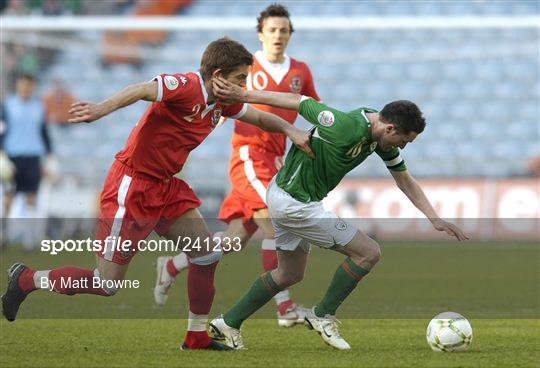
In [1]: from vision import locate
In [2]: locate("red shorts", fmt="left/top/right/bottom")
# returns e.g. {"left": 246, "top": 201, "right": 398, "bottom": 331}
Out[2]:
{"left": 218, "top": 145, "right": 282, "bottom": 228}
{"left": 95, "top": 160, "right": 201, "bottom": 265}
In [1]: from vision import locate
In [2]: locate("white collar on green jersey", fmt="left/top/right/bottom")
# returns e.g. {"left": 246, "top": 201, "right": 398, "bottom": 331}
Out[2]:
{"left": 360, "top": 109, "right": 374, "bottom": 141}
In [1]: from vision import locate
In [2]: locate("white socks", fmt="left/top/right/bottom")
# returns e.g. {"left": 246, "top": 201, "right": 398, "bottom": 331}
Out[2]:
{"left": 274, "top": 289, "right": 291, "bottom": 306}
{"left": 187, "top": 311, "right": 208, "bottom": 331}
{"left": 171, "top": 252, "right": 189, "bottom": 272}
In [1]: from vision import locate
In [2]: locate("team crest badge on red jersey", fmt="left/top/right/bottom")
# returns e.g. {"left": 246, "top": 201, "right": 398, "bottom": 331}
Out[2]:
{"left": 121, "top": 247, "right": 134, "bottom": 259}
{"left": 290, "top": 75, "right": 302, "bottom": 93}
{"left": 212, "top": 107, "right": 223, "bottom": 127}
{"left": 164, "top": 75, "right": 179, "bottom": 90}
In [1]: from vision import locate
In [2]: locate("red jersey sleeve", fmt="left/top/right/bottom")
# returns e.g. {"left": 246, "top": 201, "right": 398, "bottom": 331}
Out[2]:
{"left": 222, "top": 102, "right": 248, "bottom": 119}
{"left": 152, "top": 74, "right": 191, "bottom": 104}
{"left": 301, "top": 64, "right": 320, "bottom": 101}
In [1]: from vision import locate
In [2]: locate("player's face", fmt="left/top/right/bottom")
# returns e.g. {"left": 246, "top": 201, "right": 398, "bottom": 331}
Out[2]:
{"left": 16, "top": 78, "right": 35, "bottom": 100}
{"left": 219, "top": 64, "right": 250, "bottom": 88}
{"left": 380, "top": 125, "right": 418, "bottom": 151}
{"left": 258, "top": 17, "right": 292, "bottom": 56}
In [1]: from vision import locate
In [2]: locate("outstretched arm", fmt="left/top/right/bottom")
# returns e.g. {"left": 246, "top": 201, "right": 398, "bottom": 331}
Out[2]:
{"left": 239, "top": 105, "right": 314, "bottom": 159}
{"left": 213, "top": 77, "right": 302, "bottom": 111}
{"left": 390, "top": 170, "right": 469, "bottom": 241}
{"left": 68, "top": 81, "right": 158, "bottom": 124}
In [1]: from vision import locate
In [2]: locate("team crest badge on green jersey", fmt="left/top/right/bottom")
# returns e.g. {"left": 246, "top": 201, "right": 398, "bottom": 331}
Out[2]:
{"left": 290, "top": 75, "right": 302, "bottom": 93}
{"left": 318, "top": 111, "right": 335, "bottom": 127}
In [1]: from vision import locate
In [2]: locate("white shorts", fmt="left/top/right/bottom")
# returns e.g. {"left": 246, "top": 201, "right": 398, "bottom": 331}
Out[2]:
{"left": 267, "top": 179, "right": 357, "bottom": 252}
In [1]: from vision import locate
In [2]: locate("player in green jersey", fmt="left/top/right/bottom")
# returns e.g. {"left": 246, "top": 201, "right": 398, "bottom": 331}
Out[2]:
{"left": 209, "top": 77, "right": 469, "bottom": 350}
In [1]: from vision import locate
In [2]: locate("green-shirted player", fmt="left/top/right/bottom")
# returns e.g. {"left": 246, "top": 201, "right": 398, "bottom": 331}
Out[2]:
{"left": 209, "top": 77, "right": 469, "bottom": 350}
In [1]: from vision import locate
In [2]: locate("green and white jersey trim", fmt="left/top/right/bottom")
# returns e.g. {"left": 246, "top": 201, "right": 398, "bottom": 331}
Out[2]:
{"left": 276, "top": 97, "right": 407, "bottom": 203}
{"left": 383, "top": 152, "right": 404, "bottom": 169}
{"left": 285, "top": 162, "right": 303, "bottom": 187}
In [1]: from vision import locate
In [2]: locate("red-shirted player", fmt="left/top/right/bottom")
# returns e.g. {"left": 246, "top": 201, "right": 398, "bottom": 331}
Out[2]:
{"left": 1, "top": 38, "right": 313, "bottom": 351}
{"left": 155, "top": 4, "right": 320, "bottom": 327}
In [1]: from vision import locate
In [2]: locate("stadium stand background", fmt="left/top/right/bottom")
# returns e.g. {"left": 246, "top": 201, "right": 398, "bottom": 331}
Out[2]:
{"left": 1, "top": 0, "right": 539, "bottom": 218}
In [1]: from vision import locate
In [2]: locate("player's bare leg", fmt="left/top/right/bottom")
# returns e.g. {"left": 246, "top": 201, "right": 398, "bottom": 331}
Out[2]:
{"left": 162, "top": 208, "right": 231, "bottom": 351}
{"left": 3, "top": 190, "right": 14, "bottom": 215}
{"left": 2, "top": 254, "right": 129, "bottom": 322}
{"left": 96, "top": 256, "right": 129, "bottom": 281}
{"left": 304, "top": 230, "right": 380, "bottom": 350}
{"left": 331, "top": 229, "right": 381, "bottom": 271}
{"left": 217, "top": 218, "right": 253, "bottom": 252}
{"left": 211, "top": 246, "right": 308, "bottom": 349}
{"left": 157, "top": 209, "right": 308, "bottom": 324}
{"left": 253, "top": 208, "right": 308, "bottom": 327}
{"left": 216, "top": 224, "right": 364, "bottom": 353}
{"left": 154, "top": 217, "right": 252, "bottom": 306}
{"left": 19, "top": 192, "right": 41, "bottom": 251}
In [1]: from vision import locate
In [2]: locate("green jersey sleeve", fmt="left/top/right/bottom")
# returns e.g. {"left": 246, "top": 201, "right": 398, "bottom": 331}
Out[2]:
{"left": 375, "top": 146, "right": 407, "bottom": 172}
{"left": 298, "top": 97, "right": 361, "bottom": 145}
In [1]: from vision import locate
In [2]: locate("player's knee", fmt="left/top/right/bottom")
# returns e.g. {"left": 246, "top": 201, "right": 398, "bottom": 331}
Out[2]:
{"left": 287, "top": 272, "right": 303, "bottom": 287}
{"left": 260, "top": 225, "right": 275, "bottom": 240}
{"left": 279, "top": 275, "right": 302, "bottom": 288}
{"left": 365, "top": 240, "right": 381, "bottom": 266}
{"left": 25, "top": 194, "right": 37, "bottom": 207}
{"left": 188, "top": 249, "right": 223, "bottom": 265}
{"left": 273, "top": 269, "right": 303, "bottom": 288}
{"left": 367, "top": 243, "right": 381, "bottom": 265}
{"left": 103, "top": 286, "right": 118, "bottom": 296}
{"left": 235, "top": 235, "right": 251, "bottom": 251}
{"left": 93, "top": 269, "right": 119, "bottom": 296}
{"left": 350, "top": 239, "right": 381, "bottom": 268}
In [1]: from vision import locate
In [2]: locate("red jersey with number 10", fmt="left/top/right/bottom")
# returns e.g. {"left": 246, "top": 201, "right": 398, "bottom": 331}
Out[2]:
{"left": 115, "top": 72, "right": 247, "bottom": 180}
{"left": 231, "top": 51, "right": 319, "bottom": 155}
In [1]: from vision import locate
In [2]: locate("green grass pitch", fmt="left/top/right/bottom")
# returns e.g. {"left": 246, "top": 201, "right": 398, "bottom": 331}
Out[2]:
{"left": 1, "top": 242, "right": 539, "bottom": 367}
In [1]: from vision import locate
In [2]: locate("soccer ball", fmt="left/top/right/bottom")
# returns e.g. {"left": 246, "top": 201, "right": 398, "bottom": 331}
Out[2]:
{"left": 426, "top": 312, "right": 473, "bottom": 352}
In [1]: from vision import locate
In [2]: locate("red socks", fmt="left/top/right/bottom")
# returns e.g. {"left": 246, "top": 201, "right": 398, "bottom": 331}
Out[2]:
{"left": 187, "top": 261, "right": 217, "bottom": 315}
{"left": 19, "top": 266, "right": 110, "bottom": 296}
{"left": 278, "top": 299, "right": 295, "bottom": 316}
{"left": 183, "top": 260, "right": 219, "bottom": 348}
{"left": 261, "top": 239, "right": 278, "bottom": 272}
{"left": 261, "top": 249, "right": 278, "bottom": 272}
{"left": 18, "top": 268, "right": 37, "bottom": 293}
{"left": 166, "top": 258, "right": 181, "bottom": 277}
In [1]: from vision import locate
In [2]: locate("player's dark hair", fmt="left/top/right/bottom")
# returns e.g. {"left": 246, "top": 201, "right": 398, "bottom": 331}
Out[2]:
{"left": 15, "top": 73, "right": 36, "bottom": 82}
{"left": 380, "top": 100, "right": 426, "bottom": 134}
{"left": 257, "top": 3, "right": 294, "bottom": 33}
{"left": 199, "top": 37, "right": 253, "bottom": 81}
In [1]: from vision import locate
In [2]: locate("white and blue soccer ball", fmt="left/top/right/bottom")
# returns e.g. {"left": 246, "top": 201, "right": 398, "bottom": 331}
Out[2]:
{"left": 426, "top": 312, "right": 473, "bottom": 352}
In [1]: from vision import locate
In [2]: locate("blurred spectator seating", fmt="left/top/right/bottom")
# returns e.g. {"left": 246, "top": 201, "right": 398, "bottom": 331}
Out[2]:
{"left": 527, "top": 155, "right": 540, "bottom": 177}
{"left": 42, "top": 78, "right": 76, "bottom": 125}
{"left": 101, "top": 0, "right": 192, "bottom": 66}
